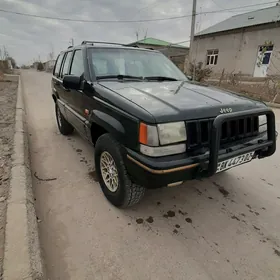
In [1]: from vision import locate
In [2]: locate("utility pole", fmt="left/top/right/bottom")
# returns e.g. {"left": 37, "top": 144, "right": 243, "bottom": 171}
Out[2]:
{"left": 184, "top": 0, "right": 197, "bottom": 79}
{"left": 49, "top": 43, "right": 55, "bottom": 60}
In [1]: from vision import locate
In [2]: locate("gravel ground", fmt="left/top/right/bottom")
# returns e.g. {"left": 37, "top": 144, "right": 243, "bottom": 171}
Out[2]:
{"left": 0, "top": 80, "right": 17, "bottom": 278}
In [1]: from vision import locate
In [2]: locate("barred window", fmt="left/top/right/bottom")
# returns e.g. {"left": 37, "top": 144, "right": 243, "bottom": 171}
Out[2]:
{"left": 206, "top": 49, "right": 219, "bottom": 65}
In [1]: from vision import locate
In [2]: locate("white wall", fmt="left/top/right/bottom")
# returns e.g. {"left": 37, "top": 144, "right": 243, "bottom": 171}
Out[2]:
{"left": 191, "top": 24, "right": 280, "bottom": 77}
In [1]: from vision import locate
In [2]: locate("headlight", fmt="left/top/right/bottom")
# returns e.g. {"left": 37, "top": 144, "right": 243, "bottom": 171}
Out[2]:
{"left": 157, "top": 122, "right": 187, "bottom": 145}
{"left": 258, "top": 115, "right": 267, "bottom": 133}
{"left": 138, "top": 122, "right": 187, "bottom": 157}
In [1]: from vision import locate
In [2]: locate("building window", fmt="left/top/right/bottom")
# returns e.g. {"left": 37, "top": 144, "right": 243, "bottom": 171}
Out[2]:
{"left": 206, "top": 49, "right": 219, "bottom": 65}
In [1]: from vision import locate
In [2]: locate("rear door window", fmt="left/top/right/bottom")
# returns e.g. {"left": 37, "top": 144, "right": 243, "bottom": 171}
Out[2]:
{"left": 54, "top": 53, "right": 64, "bottom": 77}
{"left": 60, "top": 51, "right": 73, "bottom": 78}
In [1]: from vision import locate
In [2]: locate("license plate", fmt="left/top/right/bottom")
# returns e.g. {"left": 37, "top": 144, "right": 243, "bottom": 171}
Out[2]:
{"left": 216, "top": 152, "right": 254, "bottom": 173}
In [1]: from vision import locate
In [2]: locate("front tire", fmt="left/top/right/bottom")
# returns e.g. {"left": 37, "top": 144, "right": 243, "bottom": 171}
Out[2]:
{"left": 95, "top": 134, "right": 145, "bottom": 208}
{"left": 55, "top": 103, "right": 74, "bottom": 135}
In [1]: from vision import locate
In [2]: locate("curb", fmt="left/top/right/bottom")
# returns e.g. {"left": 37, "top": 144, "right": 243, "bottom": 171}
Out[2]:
{"left": 265, "top": 102, "right": 280, "bottom": 109}
{"left": 3, "top": 76, "right": 45, "bottom": 279}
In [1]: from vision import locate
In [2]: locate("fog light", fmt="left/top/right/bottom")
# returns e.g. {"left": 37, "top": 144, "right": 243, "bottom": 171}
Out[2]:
{"left": 167, "top": 181, "right": 183, "bottom": 187}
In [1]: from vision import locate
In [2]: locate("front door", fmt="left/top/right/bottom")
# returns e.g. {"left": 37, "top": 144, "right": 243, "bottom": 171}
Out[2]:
{"left": 253, "top": 45, "right": 273, "bottom": 77}
{"left": 58, "top": 50, "right": 74, "bottom": 122}
{"left": 68, "top": 49, "right": 87, "bottom": 137}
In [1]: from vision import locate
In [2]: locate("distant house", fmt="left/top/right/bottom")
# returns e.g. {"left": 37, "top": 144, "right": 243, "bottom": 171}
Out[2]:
{"left": 126, "top": 37, "right": 189, "bottom": 70}
{"left": 32, "top": 62, "right": 39, "bottom": 69}
{"left": 43, "top": 60, "right": 55, "bottom": 72}
{"left": 7, "top": 59, "right": 12, "bottom": 69}
{"left": 0, "top": 60, "right": 8, "bottom": 71}
{"left": 0, "top": 59, "right": 12, "bottom": 72}
{"left": 191, "top": 3, "right": 280, "bottom": 78}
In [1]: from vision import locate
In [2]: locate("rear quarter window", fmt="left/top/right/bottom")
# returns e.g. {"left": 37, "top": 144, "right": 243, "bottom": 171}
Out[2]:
{"left": 53, "top": 54, "right": 64, "bottom": 77}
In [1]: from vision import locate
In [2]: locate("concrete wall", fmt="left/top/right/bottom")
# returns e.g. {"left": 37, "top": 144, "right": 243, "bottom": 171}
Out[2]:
{"left": 191, "top": 23, "right": 280, "bottom": 77}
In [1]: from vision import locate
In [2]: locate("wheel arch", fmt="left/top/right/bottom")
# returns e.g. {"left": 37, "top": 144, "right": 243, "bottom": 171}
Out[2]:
{"left": 90, "top": 110, "right": 125, "bottom": 145}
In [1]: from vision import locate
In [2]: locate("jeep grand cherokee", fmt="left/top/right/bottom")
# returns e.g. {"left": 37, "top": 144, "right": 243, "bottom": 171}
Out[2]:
{"left": 51, "top": 41, "right": 277, "bottom": 207}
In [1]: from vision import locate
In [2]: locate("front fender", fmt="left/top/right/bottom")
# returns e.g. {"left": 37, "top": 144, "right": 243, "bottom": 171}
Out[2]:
{"left": 91, "top": 110, "right": 125, "bottom": 142}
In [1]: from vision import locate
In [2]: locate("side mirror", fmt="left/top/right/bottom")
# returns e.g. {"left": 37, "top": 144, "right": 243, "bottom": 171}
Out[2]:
{"left": 63, "top": 75, "right": 82, "bottom": 90}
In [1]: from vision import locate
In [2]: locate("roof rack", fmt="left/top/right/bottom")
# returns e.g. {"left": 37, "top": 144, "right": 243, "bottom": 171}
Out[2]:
{"left": 81, "top": 41, "right": 125, "bottom": 46}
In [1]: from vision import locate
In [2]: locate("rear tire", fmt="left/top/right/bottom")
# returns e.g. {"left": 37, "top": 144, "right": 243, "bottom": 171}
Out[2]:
{"left": 95, "top": 134, "right": 145, "bottom": 208}
{"left": 55, "top": 103, "right": 74, "bottom": 135}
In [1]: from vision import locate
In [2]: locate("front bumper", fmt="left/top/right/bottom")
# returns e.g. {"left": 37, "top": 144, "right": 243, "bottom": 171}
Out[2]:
{"left": 125, "top": 108, "right": 276, "bottom": 188}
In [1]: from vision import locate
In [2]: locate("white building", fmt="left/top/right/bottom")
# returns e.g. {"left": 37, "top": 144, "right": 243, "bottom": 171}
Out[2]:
{"left": 44, "top": 60, "right": 56, "bottom": 72}
{"left": 191, "top": 3, "right": 280, "bottom": 78}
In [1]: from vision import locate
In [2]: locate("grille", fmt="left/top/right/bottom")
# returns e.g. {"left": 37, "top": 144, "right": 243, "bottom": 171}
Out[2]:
{"left": 186, "top": 116, "right": 259, "bottom": 149}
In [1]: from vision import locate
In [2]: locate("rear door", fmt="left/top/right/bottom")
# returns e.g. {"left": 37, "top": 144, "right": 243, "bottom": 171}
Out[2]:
{"left": 58, "top": 51, "right": 78, "bottom": 125}
{"left": 52, "top": 53, "right": 66, "bottom": 117}
{"left": 67, "top": 49, "right": 87, "bottom": 136}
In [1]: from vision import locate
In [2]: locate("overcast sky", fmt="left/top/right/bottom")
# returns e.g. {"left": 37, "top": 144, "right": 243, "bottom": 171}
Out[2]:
{"left": 0, "top": 0, "right": 278, "bottom": 65}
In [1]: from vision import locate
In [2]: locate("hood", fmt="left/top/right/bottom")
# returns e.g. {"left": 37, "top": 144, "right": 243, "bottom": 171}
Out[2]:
{"left": 99, "top": 81, "right": 265, "bottom": 123}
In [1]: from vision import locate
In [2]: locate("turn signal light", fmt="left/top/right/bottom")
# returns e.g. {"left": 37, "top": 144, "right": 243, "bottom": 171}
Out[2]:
{"left": 139, "top": 123, "right": 148, "bottom": 144}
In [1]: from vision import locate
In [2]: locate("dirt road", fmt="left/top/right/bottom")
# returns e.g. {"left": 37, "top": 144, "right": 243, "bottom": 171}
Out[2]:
{"left": 22, "top": 70, "right": 280, "bottom": 280}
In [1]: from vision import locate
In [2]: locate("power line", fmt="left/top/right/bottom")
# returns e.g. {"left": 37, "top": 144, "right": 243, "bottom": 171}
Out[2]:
{"left": 0, "top": 7, "right": 184, "bottom": 22}
{"left": 156, "top": 39, "right": 191, "bottom": 51}
{"left": 226, "top": 8, "right": 263, "bottom": 14}
{"left": 0, "top": 1, "right": 277, "bottom": 23}
{"left": 0, "top": 8, "right": 185, "bottom": 22}
{"left": 199, "top": 1, "right": 277, "bottom": 15}
{"left": 129, "top": 1, "right": 164, "bottom": 40}
{"left": 172, "top": 39, "right": 190, "bottom": 44}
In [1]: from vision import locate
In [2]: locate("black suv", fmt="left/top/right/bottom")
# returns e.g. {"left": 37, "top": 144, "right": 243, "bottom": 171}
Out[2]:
{"left": 52, "top": 41, "right": 277, "bottom": 207}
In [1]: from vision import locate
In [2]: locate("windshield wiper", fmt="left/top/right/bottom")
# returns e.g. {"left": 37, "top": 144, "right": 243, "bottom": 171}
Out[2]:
{"left": 96, "top": 75, "right": 143, "bottom": 81}
{"left": 96, "top": 75, "right": 178, "bottom": 82}
{"left": 144, "top": 76, "right": 178, "bottom": 81}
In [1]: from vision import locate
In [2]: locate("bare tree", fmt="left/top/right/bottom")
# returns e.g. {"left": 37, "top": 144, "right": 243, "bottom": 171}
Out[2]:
{"left": 7, "top": 56, "right": 16, "bottom": 68}
{"left": 48, "top": 43, "right": 55, "bottom": 61}
{"left": 0, "top": 46, "right": 16, "bottom": 72}
{"left": 0, "top": 46, "right": 9, "bottom": 60}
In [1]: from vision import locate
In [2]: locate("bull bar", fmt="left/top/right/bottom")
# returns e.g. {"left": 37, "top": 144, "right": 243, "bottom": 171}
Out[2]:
{"left": 207, "top": 108, "right": 276, "bottom": 176}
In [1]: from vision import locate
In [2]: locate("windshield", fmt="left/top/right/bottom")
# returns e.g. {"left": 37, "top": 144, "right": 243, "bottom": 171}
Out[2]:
{"left": 88, "top": 47, "right": 187, "bottom": 81}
